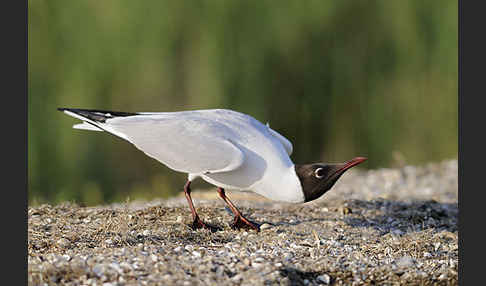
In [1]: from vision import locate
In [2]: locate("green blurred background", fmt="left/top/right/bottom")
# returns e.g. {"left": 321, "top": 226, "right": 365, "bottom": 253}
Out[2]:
{"left": 28, "top": 1, "right": 457, "bottom": 206}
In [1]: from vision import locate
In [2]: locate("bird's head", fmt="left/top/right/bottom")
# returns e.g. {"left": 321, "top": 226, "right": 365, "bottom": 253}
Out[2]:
{"left": 295, "top": 157, "right": 367, "bottom": 202}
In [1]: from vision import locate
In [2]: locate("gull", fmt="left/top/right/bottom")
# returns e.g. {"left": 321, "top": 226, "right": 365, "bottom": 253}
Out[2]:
{"left": 58, "top": 108, "right": 367, "bottom": 231}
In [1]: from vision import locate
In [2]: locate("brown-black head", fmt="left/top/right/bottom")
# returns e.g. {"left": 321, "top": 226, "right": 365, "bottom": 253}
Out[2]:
{"left": 295, "top": 157, "right": 367, "bottom": 202}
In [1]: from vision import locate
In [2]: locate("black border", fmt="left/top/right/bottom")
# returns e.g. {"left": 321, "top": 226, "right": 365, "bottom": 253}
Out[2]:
{"left": 4, "top": 0, "right": 27, "bottom": 284}
{"left": 459, "top": 0, "right": 483, "bottom": 285}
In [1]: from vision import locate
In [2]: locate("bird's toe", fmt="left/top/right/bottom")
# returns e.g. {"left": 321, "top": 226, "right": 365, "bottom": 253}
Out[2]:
{"left": 231, "top": 215, "right": 261, "bottom": 232}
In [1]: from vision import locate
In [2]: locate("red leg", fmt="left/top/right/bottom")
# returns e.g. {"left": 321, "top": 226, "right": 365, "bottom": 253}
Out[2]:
{"left": 217, "top": 188, "right": 260, "bottom": 231}
{"left": 184, "top": 181, "right": 215, "bottom": 230}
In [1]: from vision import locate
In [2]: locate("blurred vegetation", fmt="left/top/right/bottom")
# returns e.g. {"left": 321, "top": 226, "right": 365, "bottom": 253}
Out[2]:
{"left": 28, "top": 1, "right": 457, "bottom": 206}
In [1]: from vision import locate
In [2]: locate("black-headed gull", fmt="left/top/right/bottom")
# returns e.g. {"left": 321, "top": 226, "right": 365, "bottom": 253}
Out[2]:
{"left": 58, "top": 108, "right": 367, "bottom": 231}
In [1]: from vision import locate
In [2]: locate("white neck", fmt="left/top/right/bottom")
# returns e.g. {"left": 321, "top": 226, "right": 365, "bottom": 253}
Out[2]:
{"left": 252, "top": 164, "right": 305, "bottom": 203}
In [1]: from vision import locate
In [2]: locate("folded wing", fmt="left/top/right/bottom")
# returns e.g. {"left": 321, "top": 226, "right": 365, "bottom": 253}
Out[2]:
{"left": 107, "top": 115, "right": 245, "bottom": 174}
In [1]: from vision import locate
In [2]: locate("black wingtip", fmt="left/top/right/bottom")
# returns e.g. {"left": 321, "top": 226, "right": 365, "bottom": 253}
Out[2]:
{"left": 57, "top": 108, "right": 139, "bottom": 123}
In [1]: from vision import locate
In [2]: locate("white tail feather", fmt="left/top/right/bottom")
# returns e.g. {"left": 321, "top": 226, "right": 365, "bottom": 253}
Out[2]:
{"left": 73, "top": 123, "right": 103, "bottom": 131}
{"left": 62, "top": 110, "right": 129, "bottom": 140}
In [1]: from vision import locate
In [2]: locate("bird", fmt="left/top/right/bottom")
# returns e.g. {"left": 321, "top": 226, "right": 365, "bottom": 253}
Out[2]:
{"left": 58, "top": 108, "right": 367, "bottom": 231}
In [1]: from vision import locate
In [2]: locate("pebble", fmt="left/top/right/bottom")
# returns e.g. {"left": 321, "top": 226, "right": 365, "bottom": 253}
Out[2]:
{"left": 92, "top": 264, "right": 106, "bottom": 277}
{"left": 252, "top": 262, "right": 264, "bottom": 268}
{"left": 57, "top": 238, "right": 71, "bottom": 249}
{"left": 70, "top": 257, "right": 87, "bottom": 272}
{"left": 396, "top": 256, "right": 415, "bottom": 268}
{"left": 243, "top": 258, "right": 251, "bottom": 266}
{"left": 340, "top": 207, "right": 352, "bottom": 215}
{"left": 109, "top": 263, "right": 123, "bottom": 275}
{"left": 119, "top": 262, "right": 132, "bottom": 273}
{"left": 260, "top": 223, "right": 272, "bottom": 230}
{"left": 231, "top": 274, "right": 243, "bottom": 282}
{"left": 434, "top": 242, "right": 441, "bottom": 251}
{"left": 392, "top": 229, "right": 404, "bottom": 236}
{"left": 317, "top": 274, "right": 331, "bottom": 284}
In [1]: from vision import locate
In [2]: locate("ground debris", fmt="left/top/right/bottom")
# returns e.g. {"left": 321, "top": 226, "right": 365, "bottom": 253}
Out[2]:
{"left": 28, "top": 159, "right": 458, "bottom": 285}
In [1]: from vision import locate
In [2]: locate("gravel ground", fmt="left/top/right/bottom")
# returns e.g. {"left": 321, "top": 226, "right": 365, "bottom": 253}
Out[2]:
{"left": 28, "top": 159, "right": 458, "bottom": 285}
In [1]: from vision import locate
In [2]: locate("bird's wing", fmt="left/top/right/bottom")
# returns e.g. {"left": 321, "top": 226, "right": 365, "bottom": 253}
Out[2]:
{"left": 106, "top": 115, "right": 245, "bottom": 174}
{"left": 267, "top": 126, "right": 293, "bottom": 156}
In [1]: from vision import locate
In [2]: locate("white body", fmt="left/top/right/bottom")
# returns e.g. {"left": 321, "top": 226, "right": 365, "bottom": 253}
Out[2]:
{"left": 64, "top": 109, "right": 305, "bottom": 203}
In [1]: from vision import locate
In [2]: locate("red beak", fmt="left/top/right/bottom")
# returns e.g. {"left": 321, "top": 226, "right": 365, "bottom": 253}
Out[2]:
{"left": 331, "top": 157, "right": 368, "bottom": 178}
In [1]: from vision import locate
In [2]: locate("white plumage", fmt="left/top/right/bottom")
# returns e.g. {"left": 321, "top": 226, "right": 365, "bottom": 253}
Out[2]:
{"left": 62, "top": 109, "right": 305, "bottom": 203}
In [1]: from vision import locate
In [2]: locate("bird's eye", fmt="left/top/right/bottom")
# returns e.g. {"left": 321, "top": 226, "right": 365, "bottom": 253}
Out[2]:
{"left": 314, "top": 168, "right": 325, "bottom": 179}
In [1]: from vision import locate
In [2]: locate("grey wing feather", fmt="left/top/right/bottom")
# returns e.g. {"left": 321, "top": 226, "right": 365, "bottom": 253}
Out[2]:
{"left": 107, "top": 116, "right": 245, "bottom": 174}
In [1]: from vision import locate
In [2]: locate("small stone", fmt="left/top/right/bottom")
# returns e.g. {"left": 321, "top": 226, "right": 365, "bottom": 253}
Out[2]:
{"left": 109, "top": 263, "right": 123, "bottom": 275}
{"left": 231, "top": 274, "right": 243, "bottom": 282}
{"left": 392, "top": 229, "right": 404, "bottom": 236}
{"left": 215, "top": 266, "right": 225, "bottom": 276}
{"left": 142, "top": 229, "right": 150, "bottom": 236}
{"left": 317, "top": 274, "right": 331, "bottom": 284}
{"left": 192, "top": 251, "right": 201, "bottom": 258}
{"left": 120, "top": 262, "right": 132, "bottom": 273}
{"left": 254, "top": 257, "right": 265, "bottom": 263}
{"left": 260, "top": 223, "right": 272, "bottom": 230}
{"left": 396, "top": 256, "right": 415, "bottom": 268}
{"left": 340, "top": 207, "right": 352, "bottom": 215}
{"left": 57, "top": 238, "right": 71, "bottom": 249}
{"left": 434, "top": 242, "right": 441, "bottom": 251}
{"left": 176, "top": 216, "right": 183, "bottom": 223}
{"left": 92, "top": 264, "right": 106, "bottom": 277}
{"left": 70, "top": 257, "right": 87, "bottom": 273}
